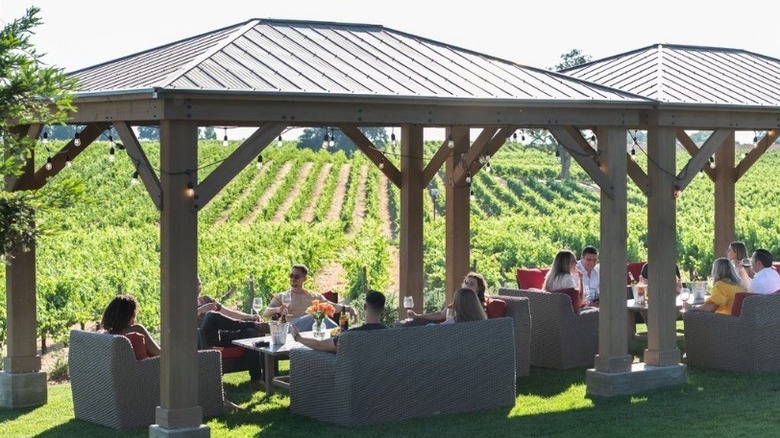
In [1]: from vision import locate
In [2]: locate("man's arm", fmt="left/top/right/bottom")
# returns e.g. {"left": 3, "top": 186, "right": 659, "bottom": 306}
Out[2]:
{"left": 263, "top": 295, "right": 285, "bottom": 317}
{"left": 291, "top": 326, "right": 337, "bottom": 353}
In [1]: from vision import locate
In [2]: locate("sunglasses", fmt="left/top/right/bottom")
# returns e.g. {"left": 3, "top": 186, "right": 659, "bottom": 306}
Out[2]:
{"left": 289, "top": 274, "right": 303, "bottom": 279}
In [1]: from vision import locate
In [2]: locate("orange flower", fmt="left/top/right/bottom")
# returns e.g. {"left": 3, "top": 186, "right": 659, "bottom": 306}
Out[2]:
{"left": 305, "top": 299, "right": 335, "bottom": 319}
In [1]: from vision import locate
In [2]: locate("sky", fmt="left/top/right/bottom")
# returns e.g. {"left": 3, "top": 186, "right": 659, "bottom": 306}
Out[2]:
{"left": 2, "top": 0, "right": 778, "bottom": 141}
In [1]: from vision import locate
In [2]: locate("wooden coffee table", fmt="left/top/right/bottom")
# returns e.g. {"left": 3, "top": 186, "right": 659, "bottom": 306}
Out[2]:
{"left": 232, "top": 335, "right": 307, "bottom": 395}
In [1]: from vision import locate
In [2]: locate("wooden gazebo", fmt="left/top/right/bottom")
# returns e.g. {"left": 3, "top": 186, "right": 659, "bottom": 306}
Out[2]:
{"left": 3, "top": 20, "right": 777, "bottom": 436}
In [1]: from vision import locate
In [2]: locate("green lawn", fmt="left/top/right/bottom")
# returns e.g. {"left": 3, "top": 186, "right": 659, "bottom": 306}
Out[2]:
{"left": 2, "top": 359, "right": 780, "bottom": 438}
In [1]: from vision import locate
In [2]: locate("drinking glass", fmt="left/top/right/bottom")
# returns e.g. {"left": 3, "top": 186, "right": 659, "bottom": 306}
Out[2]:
{"left": 445, "top": 307, "right": 455, "bottom": 322}
{"left": 741, "top": 258, "right": 752, "bottom": 268}
{"left": 252, "top": 297, "right": 264, "bottom": 318}
{"left": 281, "top": 293, "right": 292, "bottom": 317}
{"left": 403, "top": 296, "right": 414, "bottom": 320}
{"left": 679, "top": 288, "right": 691, "bottom": 313}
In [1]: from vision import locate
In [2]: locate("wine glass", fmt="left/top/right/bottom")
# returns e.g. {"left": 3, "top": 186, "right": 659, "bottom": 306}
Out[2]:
{"left": 281, "top": 292, "right": 292, "bottom": 317}
{"left": 403, "top": 296, "right": 414, "bottom": 320}
{"left": 679, "top": 287, "right": 691, "bottom": 313}
{"left": 741, "top": 258, "right": 752, "bottom": 268}
{"left": 252, "top": 297, "right": 264, "bottom": 318}
{"left": 445, "top": 307, "right": 455, "bottom": 322}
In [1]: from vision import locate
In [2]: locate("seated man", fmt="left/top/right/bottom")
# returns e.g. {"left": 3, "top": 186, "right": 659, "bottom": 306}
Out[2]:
{"left": 197, "top": 278, "right": 268, "bottom": 391}
{"left": 576, "top": 246, "right": 600, "bottom": 306}
{"left": 291, "top": 290, "right": 387, "bottom": 353}
{"left": 739, "top": 249, "right": 780, "bottom": 294}
{"left": 263, "top": 263, "right": 355, "bottom": 331}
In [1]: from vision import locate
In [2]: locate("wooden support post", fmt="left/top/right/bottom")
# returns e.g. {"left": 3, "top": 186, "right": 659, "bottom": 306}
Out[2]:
{"left": 153, "top": 120, "right": 206, "bottom": 434}
{"left": 644, "top": 126, "right": 681, "bottom": 366}
{"left": 594, "top": 127, "right": 632, "bottom": 373}
{"left": 445, "top": 126, "right": 470, "bottom": 303}
{"left": 714, "top": 131, "right": 735, "bottom": 258}
{"left": 399, "top": 125, "right": 424, "bottom": 317}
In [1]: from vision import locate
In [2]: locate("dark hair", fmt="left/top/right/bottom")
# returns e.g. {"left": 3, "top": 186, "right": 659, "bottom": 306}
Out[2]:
{"left": 754, "top": 249, "right": 773, "bottom": 268}
{"left": 581, "top": 246, "right": 598, "bottom": 256}
{"left": 292, "top": 264, "right": 309, "bottom": 276}
{"left": 364, "top": 290, "right": 386, "bottom": 313}
{"left": 729, "top": 241, "right": 749, "bottom": 261}
{"left": 464, "top": 272, "right": 487, "bottom": 303}
{"left": 101, "top": 294, "right": 138, "bottom": 334}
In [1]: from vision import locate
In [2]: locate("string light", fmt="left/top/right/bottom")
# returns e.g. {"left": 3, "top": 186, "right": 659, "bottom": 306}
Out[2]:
{"left": 709, "top": 156, "right": 716, "bottom": 169}
{"left": 222, "top": 128, "right": 229, "bottom": 147}
{"left": 555, "top": 149, "right": 561, "bottom": 163}
{"left": 447, "top": 134, "right": 454, "bottom": 149}
{"left": 521, "top": 131, "right": 526, "bottom": 142}
{"left": 379, "top": 157, "right": 385, "bottom": 169}
{"left": 328, "top": 130, "right": 335, "bottom": 148}
{"left": 130, "top": 171, "right": 139, "bottom": 185}
{"left": 673, "top": 185, "right": 681, "bottom": 199}
{"left": 186, "top": 181, "right": 195, "bottom": 198}
{"left": 108, "top": 133, "right": 115, "bottom": 148}
{"left": 753, "top": 131, "right": 759, "bottom": 149}
{"left": 322, "top": 128, "right": 329, "bottom": 149}
{"left": 486, "top": 162, "right": 492, "bottom": 173}
{"left": 699, "top": 169, "right": 705, "bottom": 178}
{"left": 390, "top": 130, "right": 397, "bottom": 148}
{"left": 470, "top": 189, "right": 475, "bottom": 201}
{"left": 73, "top": 132, "right": 81, "bottom": 147}
{"left": 740, "top": 152, "right": 747, "bottom": 160}
{"left": 108, "top": 146, "right": 115, "bottom": 162}
{"left": 512, "top": 132, "right": 517, "bottom": 143}
{"left": 465, "top": 172, "right": 472, "bottom": 184}
{"left": 256, "top": 155, "right": 264, "bottom": 170}
{"left": 41, "top": 130, "right": 49, "bottom": 145}
{"left": 45, "top": 157, "right": 53, "bottom": 171}
{"left": 277, "top": 135, "right": 283, "bottom": 147}
{"left": 65, "top": 155, "right": 72, "bottom": 167}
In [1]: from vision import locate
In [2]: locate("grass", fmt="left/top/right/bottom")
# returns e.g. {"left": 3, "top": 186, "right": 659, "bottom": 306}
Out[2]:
{"left": 3, "top": 354, "right": 780, "bottom": 438}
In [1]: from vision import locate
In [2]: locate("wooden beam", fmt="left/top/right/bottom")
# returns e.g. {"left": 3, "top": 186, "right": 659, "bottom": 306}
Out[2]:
{"left": 399, "top": 125, "right": 424, "bottom": 319}
{"left": 593, "top": 126, "right": 632, "bottom": 373}
{"left": 452, "top": 127, "right": 514, "bottom": 185}
{"left": 156, "top": 120, "right": 203, "bottom": 430}
{"left": 197, "top": 123, "right": 286, "bottom": 209}
{"left": 735, "top": 129, "right": 780, "bottom": 181}
{"left": 644, "top": 126, "right": 681, "bottom": 367}
{"left": 676, "top": 129, "right": 731, "bottom": 191}
{"left": 5, "top": 125, "right": 40, "bottom": 192}
{"left": 445, "top": 126, "right": 471, "bottom": 303}
{"left": 340, "top": 125, "right": 401, "bottom": 188}
{"left": 422, "top": 138, "right": 459, "bottom": 188}
{"left": 654, "top": 109, "right": 780, "bottom": 130}
{"left": 113, "top": 122, "right": 163, "bottom": 210}
{"left": 627, "top": 154, "right": 649, "bottom": 196}
{"left": 676, "top": 129, "right": 715, "bottom": 182}
{"left": 549, "top": 126, "right": 614, "bottom": 199}
{"left": 714, "top": 131, "right": 736, "bottom": 259}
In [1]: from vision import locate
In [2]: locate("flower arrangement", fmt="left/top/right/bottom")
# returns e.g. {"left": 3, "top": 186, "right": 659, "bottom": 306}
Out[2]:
{"left": 305, "top": 299, "right": 335, "bottom": 322}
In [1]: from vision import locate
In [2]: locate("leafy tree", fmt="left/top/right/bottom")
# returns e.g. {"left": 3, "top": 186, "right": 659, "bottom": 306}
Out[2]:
{"left": 0, "top": 7, "right": 77, "bottom": 262}
{"left": 554, "top": 49, "right": 592, "bottom": 71}
{"left": 297, "top": 127, "right": 388, "bottom": 155}
{"left": 200, "top": 127, "right": 217, "bottom": 140}
{"left": 137, "top": 126, "right": 160, "bottom": 140}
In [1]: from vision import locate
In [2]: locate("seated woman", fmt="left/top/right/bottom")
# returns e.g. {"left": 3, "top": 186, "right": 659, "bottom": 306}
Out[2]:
{"left": 407, "top": 272, "right": 489, "bottom": 322}
{"left": 543, "top": 250, "right": 580, "bottom": 292}
{"left": 729, "top": 241, "right": 755, "bottom": 284}
{"left": 101, "top": 294, "right": 242, "bottom": 411}
{"left": 689, "top": 258, "right": 746, "bottom": 315}
{"left": 443, "top": 288, "right": 488, "bottom": 324}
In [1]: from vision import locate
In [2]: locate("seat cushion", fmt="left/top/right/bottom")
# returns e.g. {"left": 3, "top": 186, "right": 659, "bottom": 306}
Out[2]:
{"left": 731, "top": 292, "right": 760, "bottom": 316}
{"left": 486, "top": 299, "right": 507, "bottom": 319}
{"left": 124, "top": 332, "right": 149, "bottom": 360}
{"left": 517, "top": 268, "right": 546, "bottom": 289}
{"left": 211, "top": 346, "right": 247, "bottom": 359}
{"left": 550, "top": 288, "right": 581, "bottom": 314}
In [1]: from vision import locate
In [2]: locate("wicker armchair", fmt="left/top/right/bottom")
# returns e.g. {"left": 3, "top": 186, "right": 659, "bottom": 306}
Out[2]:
{"left": 684, "top": 294, "right": 780, "bottom": 373}
{"left": 69, "top": 330, "right": 225, "bottom": 429}
{"left": 488, "top": 294, "right": 532, "bottom": 377}
{"left": 498, "top": 287, "right": 599, "bottom": 369}
{"left": 289, "top": 318, "right": 516, "bottom": 426}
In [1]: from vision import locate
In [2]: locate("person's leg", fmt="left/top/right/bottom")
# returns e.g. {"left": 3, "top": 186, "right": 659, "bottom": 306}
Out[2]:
{"left": 218, "top": 328, "right": 264, "bottom": 384}
{"left": 200, "top": 311, "right": 256, "bottom": 347}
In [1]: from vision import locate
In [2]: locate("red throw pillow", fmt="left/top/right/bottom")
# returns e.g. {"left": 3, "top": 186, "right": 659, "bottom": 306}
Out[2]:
{"left": 321, "top": 290, "right": 337, "bottom": 302}
{"left": 210, "top": 346, "right": 247, "bottom": 359}
{"left": 124, "top": 332, "right": 149, "bottom": 360}
{"left": 550, "top": 288, "right": 581, "bottom": 314}
{"left": 486, "top": 299, "right": 506, "bottom": 319}
{"left": 627, "top": 262, "right": 645, "bottom": 284}
{"left": 517, "top": 268, "right": 546, "bottom": 289}
{"left": 731, "top": 292, "right": 759, "bottom": 316}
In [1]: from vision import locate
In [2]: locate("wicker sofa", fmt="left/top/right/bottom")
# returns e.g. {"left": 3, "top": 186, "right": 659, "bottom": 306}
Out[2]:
{"left": 69, "top": 330, "right": 225, "bottom": 429}
{"left": 498, "top": 287, "right": 599, "bottom": 369}
{"left": 489, "top": 294, "right": 532, "bottom": 377}
{"left": 289, "top": 317, "right": 516, "bottom": 426}
{"left": 684, "top": 293, "right": 780, "bottom": 373}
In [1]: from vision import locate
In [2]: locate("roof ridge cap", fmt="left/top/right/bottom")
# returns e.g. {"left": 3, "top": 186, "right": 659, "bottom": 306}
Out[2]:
{"left": 654, "top": 44, "right": 666, "bottom": 101}
{"left": 158, "top": 19, "right": 261, "bottom": 88}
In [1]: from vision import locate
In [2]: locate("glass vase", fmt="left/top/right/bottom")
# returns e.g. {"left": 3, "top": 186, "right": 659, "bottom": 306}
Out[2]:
{"left": 312, "top": 318, "right": 326, "bottom": 339}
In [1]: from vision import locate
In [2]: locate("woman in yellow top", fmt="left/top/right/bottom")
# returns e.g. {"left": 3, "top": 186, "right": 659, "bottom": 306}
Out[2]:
{"left": 690, "top": 258, "right": 746, "bottom": 315}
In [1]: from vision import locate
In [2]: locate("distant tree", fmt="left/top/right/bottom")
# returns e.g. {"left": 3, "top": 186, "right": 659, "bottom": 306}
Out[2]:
{"left": 0, "top": 7, "right": 77, "bottom": 263}
{"left": 200, "top": 127, "right": 217, "bottom": 140}
{"left": 297, "top": 127, "right": 388, "bottom": 155}
{"left": 48, "top": 124, "right": 78, "bottom": 140}
{"left": 137, "top": 126, "right": 160, "bottom": 140}
{"left": 554, "top": 49, "right": 592, "bottom": 71}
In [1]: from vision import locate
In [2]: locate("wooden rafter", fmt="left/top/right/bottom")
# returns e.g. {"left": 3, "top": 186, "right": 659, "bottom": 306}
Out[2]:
{"left": 339, "top": 125, "right": 401, "bottom": 188}
{"left": 31, "top": 123, "right": 109, "bottom": 191}
{"left": 422, "top": 130, "right": 468, "bottom": 188}
{"left": 452, "top": 127, "right": 516, "bottom": 185}
{"left": 676, "top": 129, "right": 716, "bottom": 182}
{"left": 197, "top": 123, "right": 286, "bottom": 210}
{"left": 735, "top": 129, "right": 780, "bottom": 182}
{"left": 114, "top": 122, "right": 163, "bottom": 210}
{"left": 451, "top": 128, "right": 495, "bottom": 186}
{"left": 549, "top": 126, "right": 614, "bottom": 200}
{"left": 676, "top": 128, "right": 731, "bottom": 191}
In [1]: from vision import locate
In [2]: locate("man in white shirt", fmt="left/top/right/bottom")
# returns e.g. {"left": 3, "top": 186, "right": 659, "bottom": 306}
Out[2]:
{"left": 576, "top": 246, "right": 600, "bottom": 305}
{"left": 744, "top": 249, "right": 780, "bottom": 294}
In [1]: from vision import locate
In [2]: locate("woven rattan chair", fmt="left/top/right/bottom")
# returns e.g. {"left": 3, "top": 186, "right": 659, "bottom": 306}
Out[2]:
{"left": 684, "top": 294, "right": 780, "bottom": 373}
{"left": 498, "top": 287, "right": 598, "bottom": 369}
{"left": 69, "top": 330, "right": 225, "bottom": 429}
{"left": 289, "top": 317, "right": 516, "bottom": 426}
{"left": 488, "top": 294, "right": 532, "bottom": 377}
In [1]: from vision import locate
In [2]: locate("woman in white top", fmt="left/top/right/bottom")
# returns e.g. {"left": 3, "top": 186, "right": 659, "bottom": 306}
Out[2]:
{"left": 543, "top": 250, "right": 580, "bottom": 292}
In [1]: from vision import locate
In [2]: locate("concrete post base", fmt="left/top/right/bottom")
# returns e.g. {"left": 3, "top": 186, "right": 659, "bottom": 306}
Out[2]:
{"left": 149, "top": 424, "right": 210, "bottom": 437}
{"left": 0, "top": 371, "right": 47, "bottom": 408}
{"left": 585, "top": 362, "right": 687, "bottom": 397}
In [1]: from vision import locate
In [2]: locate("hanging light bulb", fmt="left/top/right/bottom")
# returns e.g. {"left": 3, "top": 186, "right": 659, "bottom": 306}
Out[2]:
{"left": 740, "top": 153, "right": 747, "bottom": 160}
{"left": 322, "top": 129, "right": 329, "bottom": 149}
{"left": 521, "top": 131, "right": 526, "bottom": 142}
{"left": 277, "top": 135, "right": 283, "bottom": 147}
{"left": 41, "top": 130, "right": 49, "bottom": 145}
{"left": 73, "top": 132, "right": 81, "bottom": 147}
{"left": 470, "top": 190, "right": 476, "bottom": 201}
{"left": 466, "top": 172, "right": 472, "bottom": 184}
{"left": 390, "top": 132, "right": 397, "bottom": 148}
{"left": 590, "top": 134, "right": 597, "bottom": 145}
{"left": 222, "top": 128, "right": 229, "bottom": 147}
{"left": 555, "top": 149, "right": 561, "bottom": 163}
{"left": 753, "top": 132, "right": 759, "bottom": 149}
{"left": 486, "top": 162, "right": 492, "bottom": 173}
{"left": 108, "top": 146, "right": 116, "bottom": 162}
{"left": 256, "top": 155, "right": 264, "bottom": 170}
{"left": 329, "top": 131, "right": 335, "bottom": 148}
{"left": 379, "top": 157, "right": 385, "bottom": 170}
{"left": 65, "top": 155, "right": 72, "bottom": 167}
{"left": 108, "top": 133, "right": 115, "bottom": 148}
{"left": 673, "top": 185, "right": 681, "bottom": 199}
{"left": 45, "top": 156, "right": 53, "bottom": 171}
{"left": 447, "top": 134, "right": 454, "bottom": 149}
{"left": 709, "top": 156, "right": 716, "bottom": 169}
{"left": 131, "top": 171, "right": 140, "bottom": 185}
{"left": 512, "top": 132, "right": 518, "bottom": 143}
{"left": 699, "top": 169, "right": 705, "bottom": 178}
{"left": 186, "top": 181, "right": 195, "bottom": 197}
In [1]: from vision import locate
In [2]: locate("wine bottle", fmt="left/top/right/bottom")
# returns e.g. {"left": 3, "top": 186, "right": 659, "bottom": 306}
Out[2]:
{"left": 339, "top": 305, "right": 349, "bottom": 331}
